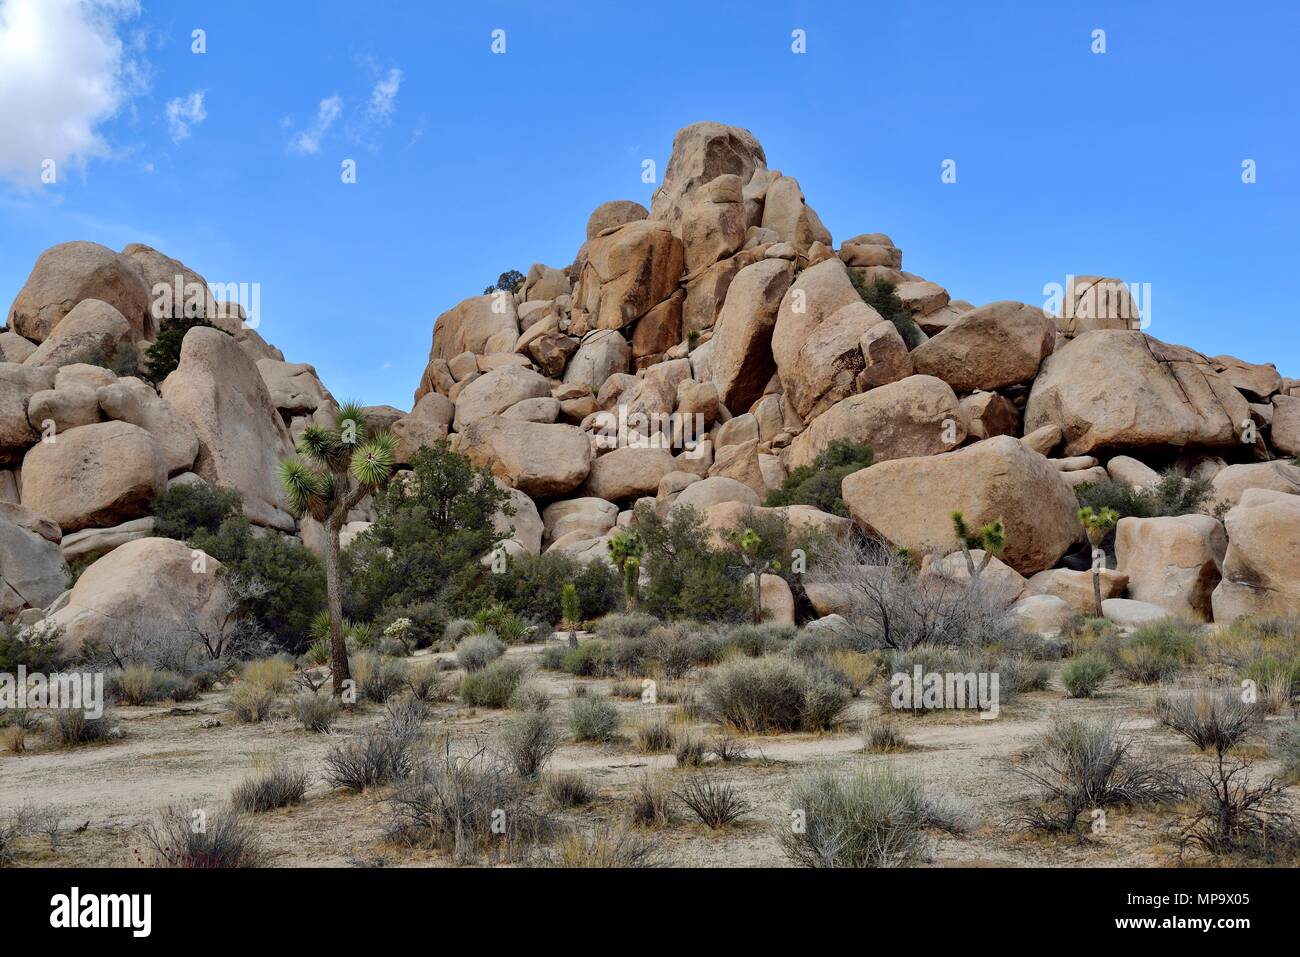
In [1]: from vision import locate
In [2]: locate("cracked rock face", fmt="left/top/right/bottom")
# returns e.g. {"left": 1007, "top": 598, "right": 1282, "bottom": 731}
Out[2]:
{"left": 1025, "top": 330, "right": 1251, "bottom": 456}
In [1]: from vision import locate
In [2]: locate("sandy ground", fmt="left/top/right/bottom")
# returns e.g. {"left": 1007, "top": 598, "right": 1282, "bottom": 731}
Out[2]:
{"left": 2, "top": 642, "right": 1296, "bottom": 868}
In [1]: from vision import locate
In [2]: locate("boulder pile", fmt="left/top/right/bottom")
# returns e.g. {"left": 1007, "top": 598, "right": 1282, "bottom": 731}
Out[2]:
{"left": 3, "top": 121, "right": 1297, "bottom": 644}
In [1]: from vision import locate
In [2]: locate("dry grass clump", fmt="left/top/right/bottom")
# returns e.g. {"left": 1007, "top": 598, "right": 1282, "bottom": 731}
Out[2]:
{"left": 231, "top": 758, "right": 309, "bottom": 813}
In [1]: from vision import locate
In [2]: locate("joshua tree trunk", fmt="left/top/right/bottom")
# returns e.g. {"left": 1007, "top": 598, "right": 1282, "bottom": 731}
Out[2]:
{"left": 1092, "top": 567, "right": 1104, "bottom": 618}
{"left": 322, "top": 506, "right": 351, "bottom": 695}
{"left": 752, "top": 570, "right": 762, "bottom": 624}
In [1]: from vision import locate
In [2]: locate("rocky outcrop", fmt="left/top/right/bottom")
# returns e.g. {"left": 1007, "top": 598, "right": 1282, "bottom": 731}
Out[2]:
{"left": 8, "top": 241, "right": 149, "bottom": 344}
{"left": 1114, "top": 514, "right": 1226, "bottom": 619}
{"left": 1211, "top": 489, "right": 1300, "bottom": 620}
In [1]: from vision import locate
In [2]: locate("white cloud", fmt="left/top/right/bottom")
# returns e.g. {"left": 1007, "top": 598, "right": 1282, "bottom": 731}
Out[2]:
{"left": 290, "top": 94, "right": 342, "bottom": 154}
{"left": 0, "top": 0, "right": 146, "bottom": 185}
{"left": 368, "top": 67, "right": 401, "bottom": 121}
{"left": 164, "top": 90, "right": 205, "bottom": 142}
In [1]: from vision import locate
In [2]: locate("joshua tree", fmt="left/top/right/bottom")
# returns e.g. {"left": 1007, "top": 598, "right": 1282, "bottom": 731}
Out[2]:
{"left": 561, "top": 582, "right": 580, "bottom": 648}
{"left": 607, "top": 530, "right": 644, "bottom": 610}
{"left": 950, "top": 511, "right": 1007, "bottom": 580}
{"left": 622, "top": 557, "right": 640, "bottom": 611}
{"left": 277, "top": 401, "right": 395, "bottom": 695}
{"left": 730, "top": 527, "right": 782, "bottom": 624}
{"left": 1077, "top": 506, "right": 1120, "bottom": 617}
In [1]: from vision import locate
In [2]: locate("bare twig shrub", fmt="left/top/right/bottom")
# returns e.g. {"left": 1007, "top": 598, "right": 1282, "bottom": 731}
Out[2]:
{"left": 1177, "top": 753, "right": 1300, "bottom": 862}
{"left": 1157, "top": 689, "right": 1262, "bottom": 755}
{"left": 544, "top": 771, "right": 595, "bottom": 807}
{"left": 140, "top": 804, "right": 269, "bottom": 868}
{"left": 675, "top": 775, "right": 750, "bottom": 828}
{"left": 231, "top": 759, "right": 309, "bottom": 812}
{"left": 628, "top": 773, "right": 674, "bottom": 827}
{"left": 550, "top": 825, "right": 663, "bottom": 867}
{"left": 1013, "top": 718, "right": 1184, "bottom": 834}
{"left": 498, "top": 710, "right": 561, "bottom": 778}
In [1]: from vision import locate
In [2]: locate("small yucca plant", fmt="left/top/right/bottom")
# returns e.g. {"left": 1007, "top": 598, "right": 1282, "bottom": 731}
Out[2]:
{"left": 277, "top": 401, "right": 395, "bottom": 695}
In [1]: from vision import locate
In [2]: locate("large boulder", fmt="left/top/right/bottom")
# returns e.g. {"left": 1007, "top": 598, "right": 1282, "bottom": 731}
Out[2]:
{"left": 458, "top": 417, "right": 592, "bottom": 497}
{"left": 8, "top": 241, "right": 149, "bottom": 344}
{"left": 390, "top": 392, "right": 454, "bottom": 465}
{"left": 581, "top": 446, "right": 676, "bottom": 502}
{"left": 771, "top": 258, "right": 881, "bottom": 420}
{"left": 21, "top": 298, "right": 133, "bottom": 370}
{"left": 911, "top": 301, "right": 1055, "bottom": 392}
{"left": 706, "top": 258, "right": 793, "bottom": 412}
{"left": 1114, "top": 514, "right": 1227, "bottom": 619}
{"left": 426, "top": 293, "right": 520, "bottom": 365}
{"left": 95, "top": 377, "right": 199, "bottom": 475}
{"left": 760, "top": 175, "right": 832, "bottom": 251}
{"left": 673, "top": 475, "right": 759, "bottom": 512}
{"left": 492, "top": 483, "right": 543, "bottom": 555}
{"left": 0, "top": 512, "right": 67, "bottom": 615}
{"left": 1010, "top": 594, "right": 1073, "bottom": 635}
{"left": 759, "top": 573, "right": 796, "bottom": 625}
{"left": 542, "top": 497, "right": 619, "bottom": 545}
{"left": 59, "top": 517, "right": 155, "bottom": 565}
{"left": 256, "top": 359, "right": 335, "bottom": 417}
{"left": 1028, "top": 567, "right": 1129, "bottom": 614}
{"left": 1273, "top": 395, "right": 1300, "bottom": 456}
{"left": 1210, "top": 460, "right": 1300, "bottom": 508}
{"left": 27, "top": 385, "right": 100, "bottom": 433}
{"left": 587, "top": 200, "right": 649, "bottom": 240}
{"left": 0, "top": 363, "right": 55, "bottom": 464}
{"left": 1210, "top": 489, "right": 1300, "bottom": 620}
{"left": 572, "top": 220, "right": 683, "bottom": 332}
{"left": 786, "top": 375, "right": 964, "bottom": 470}
{"left": 649, "top": 122, "right": 767, "bottom": 227}
{"left": 841, "top": 435, "right": 1081, "bottom": 575}
{"left": 453, "top": 365, "right": 551, "bottom": 431}
{"left": 562, "top": 330, "right": 631, "bottom": 393}
{"left": 0, "top": 331, "right": 36, "bottom": 363}
{"left": 698, "top": 501, "right": 854, "bottom": 546}
{"left": 159, "top": 327, "right": 296, "bottom": 530}
{"left": 681, "top": 175, "right": 746, "bottom": 274}
{"left": 1025, "top": 331, "right": 1251, "bottom": 456}
{"left": 43, "top": 538, "right": 230, "bottom": 653}
{"left": 1056, "top": 276, "right": 1142, "bottom": 338}
{"left": 1210, "top": 355, "right": 1283, "bottom": 402}
{"left": 20, "top": 421, "right": 167, "bottom": 532}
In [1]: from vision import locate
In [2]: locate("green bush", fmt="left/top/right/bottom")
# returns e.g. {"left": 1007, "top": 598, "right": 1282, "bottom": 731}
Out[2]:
{"left": 702, "top": 656, "right": 850, "bottom": 732}
{"left": 1075, "top": 468, "right": 1216, "bottom": 520}
{"left": 149, "top": 482, "right": 242, "bottom": 541}
{"left": 765, "top": 440, "right": 874, "bottom": 517}
{"left": 489, "top": 551, "right": 620, "bottom": 624}
{"left": 569, "top": 695, "right": 620, "bottom": 742}
{"left": 633, "top": 503, "right": 749, "bottom": 622}
{"left": 0, "top": 622, "right": 66, "bottom": 674}
{"left": 1061, "top": 653, "right": 1110, "bottom": 698}
{"left": 457, "top": 633, "right": 506, "bottom": 672}
{"left": 460, "top": 658, "right": 528, "bottom": 708}
{"left": 848, "top": 275, "right": 926, "bottom": 349}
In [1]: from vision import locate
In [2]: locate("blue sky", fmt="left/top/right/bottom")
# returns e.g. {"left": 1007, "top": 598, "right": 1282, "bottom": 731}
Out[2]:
{"left": 2, "top": 0, "right": 1297, "bottom": 409}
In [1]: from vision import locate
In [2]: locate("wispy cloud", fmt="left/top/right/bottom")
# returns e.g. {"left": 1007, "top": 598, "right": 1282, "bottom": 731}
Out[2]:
{"left": 164, "top": 90, "right": 206, "bottom": 142}
{"left": 290, "top": 94, "right": 343, "bottom": 154}
{"left": 368, "top": 67, "right": 402, "bottom": 121}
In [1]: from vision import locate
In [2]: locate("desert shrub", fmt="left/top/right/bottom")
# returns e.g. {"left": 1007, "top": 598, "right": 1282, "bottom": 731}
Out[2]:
{"left": 1014, "top": 718, "right": 1184, "bottom": 834}
{"left": 863, "top": 718, "right": 908, "bottom": 753}
{"left": 323, "top": 720, "right": 420, "bottom": 791}
{"left": 1117, "top": 642, "right": 1183, "bottom": 684}
{"left": 644, "top": 622, "right": 716, "bottom": 679}
{"left": 140, "top": 803, "right": 268, "bottom": 868}
{"left": 628, "top": 774, "right": 675, "bottom": 827}
{"left": 340, "top": 441, "right": 512, "bottom": 622}
{"left": 633, "top": 503, "right": 750, "bottom": 623}
{"left": 457, "top": 633, "right": 506, "bottom": 673}
{"left": 825, "top": 649, "right": 880, "bottom": 697}
{"left": 227, "top": 682, "right": 276, "bottom": 723}
{"left": 114, "top": 664, "right": 180, "bottom": 705}
{"left": 710, "top": 734, "right": 750, "bottom": 763}
{"left": 1177, "top": 754, "right": 1299, "bottom": 862}
{"left": 444, "top": 618, "right": 474, "bottom": 645}
{"left": 460, "top": 658, "right": 528, "bottom": 708}
{"left": 809, "top": 536, "right": 1023, "bottom": 651}
{"left": 499, "top": 710, "right": 561, "bottom": 778}
{"left": 0, "top": 621, "right": 66, "bottom": 673}
{"left": 849, "top": 275, "right": 926, "bottom": 348}
{"left": 0, "top": 806, "right": 62, "bottom": 864}
{"left": 675, "top": 734, "right": 707, "bottom": 767}
{"left": 304, "top": 638, "right": 331, "bottom": 666}
{"left": 374, "top": 602, "right": 447, "bottom": 652}
{"left": 241, "top": 656, "right": 294, "bottom": 692}
{"left": 231, "top": 759, "right": 309, "bottom": 813}
{"left": 53, "top": 707, "right": 118, "bottom": 746}
{"left": 507, "top": 681, "right": 551, "bottom": 712}
{"left": 780, "top": 764, "right": 963, "bottom": 867}
{"left": 405, "top": 662, "right": 449, "bottom": 703}
{"left": 1060, "top": 653, "right": 1110, "bottom": 698}
{"left": 551, "top": 826, "right": 662, "bottom": 867}
{"left": 1074, "top": 468, "right": 1215, "bottom": 520}
{"left": 675, "top": 775, "right": 750, "bottom": 828}
{"left": 592, "top": 612, "right": 660, "bottom": 641}
{"left": 1059, "top": 615, "right": 1120, "bottom": 658}
{"left": 384, "top": 751, "right": 549, "bottom": 862}
{"left": 142, "top": 315, "right": 221, "bottom": 382}
{"left": 1274, "top": 721, "right": 1300, "bottom": 783}
{"left": 292, "top": 690, "right": 340, "bottom": 732}
{"left": 765, "top": 439, "right": 874, "bottom": 517}
{"left": 470, "top": 604, "right": 530, "bottom": 643}
{"left": 545, "top": 772, "right": 595, "bottom": 808}
{"left": 1238, "top": 658, "right": 1300, "bottom": 714}
{"left": 190, "top": 514, "right": 325, "bottom": 653}
{"left": 359, "top": 655, "right": 406, "bottom": 703}
{"left": 723, "top": 621, "right": 796, "bottom": 657}
{"left": 633, "top": 717, "right": 677, "bottom": 753}
{"left": 1157, "top": 689, "right": 1262, "bottom": 754}
{"left": 149, "top": 482, "right": 241, "bottom": 541}
{"left": 489, "top": 551, "right": 621, "bottom": 625}
{"left": 546, "top": 639, "right": 612, "bottom": 677}
{"left": 570, "top": 695, "right": 620, "bottom": 742}
{"left": 702, "top": 656, "right": 850, "bottom": 733}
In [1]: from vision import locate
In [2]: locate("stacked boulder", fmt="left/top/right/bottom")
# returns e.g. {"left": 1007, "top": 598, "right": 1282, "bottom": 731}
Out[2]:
{"left": 4, "top": 121, "right": 1298, "bottom": 644}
